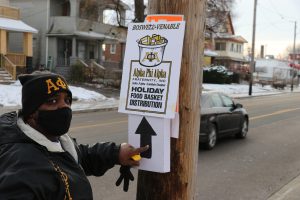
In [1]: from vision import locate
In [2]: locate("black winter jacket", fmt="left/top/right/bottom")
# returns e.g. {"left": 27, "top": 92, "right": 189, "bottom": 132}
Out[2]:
{"left": 0, "top": 112, "right": 120, "bottom": 200}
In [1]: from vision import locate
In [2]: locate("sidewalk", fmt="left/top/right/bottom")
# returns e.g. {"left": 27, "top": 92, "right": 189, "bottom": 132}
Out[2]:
{"left": 267, "top": 173, "right": 300, "bottom": 200}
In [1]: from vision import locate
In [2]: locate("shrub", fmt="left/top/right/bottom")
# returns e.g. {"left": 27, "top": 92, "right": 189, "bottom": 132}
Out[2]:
{"left": 203, "top": 65, "right": 233, "bottom": 84}
{"left": 70, "top": 62, "right": 86, "bottom": 83}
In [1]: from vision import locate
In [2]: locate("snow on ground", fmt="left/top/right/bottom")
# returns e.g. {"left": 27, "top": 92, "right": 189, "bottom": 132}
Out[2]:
{"left": 202, "top": 83, "right": 285, "bottom": 97}
{"left": 0, "top": 81, "right": 299, "bottom": 109}
{"left": 0, "top": 81, "right": 110, "bottom": 107}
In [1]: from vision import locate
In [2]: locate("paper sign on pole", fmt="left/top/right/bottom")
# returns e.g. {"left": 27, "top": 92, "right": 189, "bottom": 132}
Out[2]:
{"left": 121, "top": 15, "right": 185, "bottom": 173}
{"left": 128, "top": 115, "right": 170, "bottom": 172}
{"left": 118, "top": 20, "right": 186, "bottom": 119}
{"left": 146, "top": 14, "right": 184, "bottom": 22}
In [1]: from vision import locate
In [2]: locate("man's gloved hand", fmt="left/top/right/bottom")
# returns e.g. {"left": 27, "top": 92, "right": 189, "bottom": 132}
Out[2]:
{"left": 118, "top": 143, "right": 148, "bottom": 166}
{"left": 115, "top": 165, "right": 134, "bottom": 192}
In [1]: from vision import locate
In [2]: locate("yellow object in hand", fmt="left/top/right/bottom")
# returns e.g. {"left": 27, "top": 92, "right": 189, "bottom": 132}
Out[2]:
{"left": 131, "top": 154, "right": 142, "bottom": 161}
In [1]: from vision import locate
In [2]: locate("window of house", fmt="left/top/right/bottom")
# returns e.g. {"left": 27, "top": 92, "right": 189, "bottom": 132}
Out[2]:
{"left": 230, "top": 43, "right": 235, "bottom": 52}
{"left": 7, "top": 32, "right": 23, "bottom": 53}
{"left": 103, "top": 9, "right": 119, "bottom": 26}
{"left": 238, "top": 44, "right": 242, "bottom": 53}
{"left": 50, "top": 0, "right": 70, "bottom": 16}
{"left": 215, "top": 42, "right": 226, "bottom": 51}
{"left": 110, "top": 44, "right": 116, "bottom": 54}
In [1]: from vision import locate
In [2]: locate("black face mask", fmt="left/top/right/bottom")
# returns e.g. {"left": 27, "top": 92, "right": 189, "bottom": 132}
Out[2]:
{"left": 37, "top": 107, "right": 72, "bottom": 136}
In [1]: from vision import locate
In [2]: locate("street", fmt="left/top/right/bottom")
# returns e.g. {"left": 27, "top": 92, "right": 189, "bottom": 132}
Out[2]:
{"left": 69, "top": 92, "right": 300, "bottom": 200}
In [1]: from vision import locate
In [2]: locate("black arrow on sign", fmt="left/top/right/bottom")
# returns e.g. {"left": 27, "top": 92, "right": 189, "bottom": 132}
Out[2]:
{"left": 135, "top": 116, "right": 157, "bottom": 159}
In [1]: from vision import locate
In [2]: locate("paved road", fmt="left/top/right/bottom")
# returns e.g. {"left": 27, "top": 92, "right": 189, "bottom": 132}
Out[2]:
{"left": 69, "top": 93, "right": 300, "bottom": 200}
{"left": 197, "top": 93, "right": 300, "bottom": 199}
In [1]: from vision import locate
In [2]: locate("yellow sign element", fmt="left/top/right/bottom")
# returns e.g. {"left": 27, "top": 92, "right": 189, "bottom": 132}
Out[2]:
{"left": 139, "top": 34, "right": 167, "bottom": 46}
{"left": 131, "top": 154, "right": 142, "bottom": 161}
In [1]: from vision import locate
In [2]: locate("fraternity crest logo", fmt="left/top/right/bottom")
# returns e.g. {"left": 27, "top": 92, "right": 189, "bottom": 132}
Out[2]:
{"left": 125, "top": 33, "right": 172, "bottom": 114}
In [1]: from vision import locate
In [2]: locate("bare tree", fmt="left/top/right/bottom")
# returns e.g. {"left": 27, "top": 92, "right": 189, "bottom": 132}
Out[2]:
{"left": 206, "top": 0, "right": 235, "bottom": 33}
{"left": 80, "top": 0, "right": 99, "bottom": 21}
{"left": 285, "top": 44, "right": 300, "bottom": 55}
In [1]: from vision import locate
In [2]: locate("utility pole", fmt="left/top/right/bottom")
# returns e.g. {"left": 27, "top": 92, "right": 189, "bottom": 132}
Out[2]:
{"left": 291, "top": 21, "right": 296, "bottom": 92}
{"left": 136, "top": 0, "right": 206, "bottom": 199}
{"left": 249, "top": 0, "right": 258, "bottom": 96}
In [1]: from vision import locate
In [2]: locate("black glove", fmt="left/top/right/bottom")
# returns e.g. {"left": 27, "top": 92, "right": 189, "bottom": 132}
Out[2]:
{"left": 115, "top": 165, "right": 134, "bottom": 192}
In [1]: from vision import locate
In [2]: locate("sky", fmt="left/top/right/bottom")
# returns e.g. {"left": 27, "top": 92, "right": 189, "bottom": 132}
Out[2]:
{"left": 233, "top": 0, "right": 300, "bottom": 58}
{"left": 122, "top": 0, "right": 299, "bottom": 58}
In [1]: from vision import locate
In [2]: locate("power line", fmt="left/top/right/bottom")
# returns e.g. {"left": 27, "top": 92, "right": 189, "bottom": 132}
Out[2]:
{"left": 257, "top": 3, "right": 299, "bottom": 34}
{"left": 267, "top": 0, "right": 286, "bottom": 19}
{"left": 260, "top": 0, "right": 299, "bottom": 22}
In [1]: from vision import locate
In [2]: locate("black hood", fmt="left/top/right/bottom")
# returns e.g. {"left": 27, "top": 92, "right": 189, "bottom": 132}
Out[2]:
{"left": 0, "top": 112, "right": 34, "bottom": 146}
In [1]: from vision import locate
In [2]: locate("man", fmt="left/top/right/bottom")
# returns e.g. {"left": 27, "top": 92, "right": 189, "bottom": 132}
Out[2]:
{"left": 0, "top": 71, "right": 147, "bottom": 199}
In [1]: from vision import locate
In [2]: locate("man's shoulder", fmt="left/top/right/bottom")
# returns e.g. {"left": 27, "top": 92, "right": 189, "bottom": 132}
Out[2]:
{"left": 0, "top": 142, "right": 48, "bottom": 164}
{"left": 0, "top": 111, "right": 18, "bottom": 124}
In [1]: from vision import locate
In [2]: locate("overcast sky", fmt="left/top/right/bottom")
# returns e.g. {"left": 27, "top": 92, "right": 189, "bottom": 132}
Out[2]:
{"left": 233, "top": 0, "right": 300, "bottom": 58}
{"left": 121, "top": 0, "right": 299, "bottom": 58}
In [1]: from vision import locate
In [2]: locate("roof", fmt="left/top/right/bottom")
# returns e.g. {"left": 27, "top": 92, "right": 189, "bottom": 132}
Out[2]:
{"left": 75, "top": 31, "right": 122, "bottom": 43}
{"left": 215, "top": 34, "right": 248, "bottom": 43}
{"left": 214, "top": 56, "right": 248, "bottom": 62}
{"left": 255, "top": 58, "right": 290, "bottom": 69}
{"left": 206, "top": 11, "right": 234, "bottom": 35}
{"left": 204, "top": 49, "right": 218, "bottom": 56}
{"left": 47, "top": 31, "right": 123, "bottom": 43}
{"left": 75, "top": 31, "right": 109, "bottom": 39}
{"left": 0, "top": 17, "right": 38, "bottom": 33}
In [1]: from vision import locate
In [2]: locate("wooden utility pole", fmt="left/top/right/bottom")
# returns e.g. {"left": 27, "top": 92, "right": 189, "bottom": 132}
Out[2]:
{"left": 136, "top": 0, "right": 206, "bottom": 199}
{"left": 134, "top": 0, "right": 145, "bottom": 22}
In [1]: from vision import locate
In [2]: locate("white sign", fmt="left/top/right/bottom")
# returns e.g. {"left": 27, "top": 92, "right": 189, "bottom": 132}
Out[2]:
{"left": 171, "top": 112, "right": 180, "bottom": 138}
{"left": 119, "top": 21, "right": 186, "bottom": 118}
{"left": 128, "top": 115, "right": 170, "bottom": 173}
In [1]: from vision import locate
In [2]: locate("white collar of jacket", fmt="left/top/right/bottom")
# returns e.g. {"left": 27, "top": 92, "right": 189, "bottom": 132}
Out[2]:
{"left": 17, "top": 117, "right": 78, "bottom": 163}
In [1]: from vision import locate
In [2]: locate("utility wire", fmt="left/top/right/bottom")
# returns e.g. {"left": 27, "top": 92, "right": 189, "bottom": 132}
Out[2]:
{"left": 262, "top": 0, "right": 299, "bottom": 21}
{"left": 257, "top": 2, "right": 298, "bottom": 33}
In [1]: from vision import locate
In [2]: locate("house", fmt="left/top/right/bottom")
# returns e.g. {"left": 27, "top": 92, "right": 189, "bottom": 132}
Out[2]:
{"left": 0, "top": 2, "right": 37, "bottom": 81}
{"left": 205, "top": 11, "right": 248, "bottom": 73}
{"left": 254, "top": 58, "right": 293, "bottom": 86}
{"left": 10, "top": 0, "right": 129, "bottom": 79}
{"left": 288, "top": 53, "right": 300, "bottom": 70}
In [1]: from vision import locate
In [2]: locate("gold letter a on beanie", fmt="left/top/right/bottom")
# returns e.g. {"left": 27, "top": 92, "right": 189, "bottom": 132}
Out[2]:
{"left": 46, "top": 77, "right": 68, "bottom": 94}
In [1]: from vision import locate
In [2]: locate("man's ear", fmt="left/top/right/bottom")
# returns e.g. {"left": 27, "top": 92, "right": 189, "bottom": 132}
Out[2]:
{"left": 26, "top": 111, "right": 38, "bottom": 126}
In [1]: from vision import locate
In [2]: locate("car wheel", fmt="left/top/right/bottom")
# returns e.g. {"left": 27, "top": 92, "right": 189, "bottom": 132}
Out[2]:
{"left": 204, "top": 124, "right": 217, "bottom": 150}
{"left": 236, "top": 118, "right": 248, "bottom": 139}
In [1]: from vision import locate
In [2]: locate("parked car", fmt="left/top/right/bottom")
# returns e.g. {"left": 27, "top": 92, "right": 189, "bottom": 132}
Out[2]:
{"left": 200, "top": 91, "right": 249, "bottom": 150}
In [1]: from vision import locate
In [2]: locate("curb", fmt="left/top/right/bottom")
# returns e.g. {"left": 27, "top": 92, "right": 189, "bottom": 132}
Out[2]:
{"left": 72, "top": 106, "right": 118, "bottom": 114}
{"left": 233, "top": 90, "right": 300, "bottom": 99}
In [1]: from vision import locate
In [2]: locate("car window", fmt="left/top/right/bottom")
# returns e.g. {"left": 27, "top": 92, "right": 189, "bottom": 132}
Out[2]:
{"left": 211, "top": 94, "right": 223, "bottom": 107}
{"left": 200, "top": 94, "right": 212, "bottom": 108}
{"left": 220, "top": 94, "right": 234, "bottom": 107}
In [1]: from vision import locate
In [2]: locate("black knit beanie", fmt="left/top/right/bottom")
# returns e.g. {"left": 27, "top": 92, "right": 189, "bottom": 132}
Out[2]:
{"left": 18, "top": 71, "right": 72, "bottom": 118}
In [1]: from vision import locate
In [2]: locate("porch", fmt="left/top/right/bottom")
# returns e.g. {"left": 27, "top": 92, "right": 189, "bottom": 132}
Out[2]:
{"left": 0, "top": 6, "right": 37, "bottom": 80}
